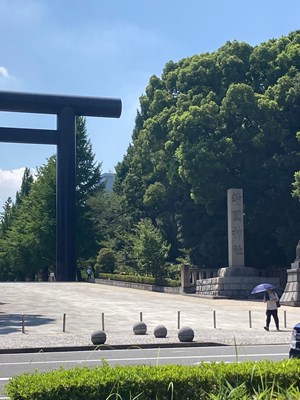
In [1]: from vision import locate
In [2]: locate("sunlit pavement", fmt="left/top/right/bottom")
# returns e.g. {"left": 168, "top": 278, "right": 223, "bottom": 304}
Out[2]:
{"left": 0, "top": 282, "right": 296, "bottom": 351}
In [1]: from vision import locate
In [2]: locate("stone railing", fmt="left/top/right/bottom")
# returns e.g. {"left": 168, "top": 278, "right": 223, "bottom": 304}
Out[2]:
{"left": 181, "top": 264, "right": 218, "bottom": 293}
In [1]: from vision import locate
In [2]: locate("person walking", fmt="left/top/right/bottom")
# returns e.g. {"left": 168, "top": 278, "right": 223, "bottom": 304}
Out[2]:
{"left": 264, "top": 288, "right": 280, "bottom": 331}
{"left": 86, "top": 267, "right": 92, "bottom": 281}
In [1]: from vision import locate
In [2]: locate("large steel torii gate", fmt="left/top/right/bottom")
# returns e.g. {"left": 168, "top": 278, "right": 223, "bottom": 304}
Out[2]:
{"left": 0, "top": 91, "right": 122, "bottom": 281}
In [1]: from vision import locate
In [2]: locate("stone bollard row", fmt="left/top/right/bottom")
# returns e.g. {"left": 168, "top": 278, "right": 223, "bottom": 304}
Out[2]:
{"left": 91, "top": 323, "right": 195, "bottom": 345}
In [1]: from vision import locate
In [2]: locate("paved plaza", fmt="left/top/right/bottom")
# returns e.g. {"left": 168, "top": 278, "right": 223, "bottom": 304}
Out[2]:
{"left": 0, "top": 282, "right": 298, "bottom": 351}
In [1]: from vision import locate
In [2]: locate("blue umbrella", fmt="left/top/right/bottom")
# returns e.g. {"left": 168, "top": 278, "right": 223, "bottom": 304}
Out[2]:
{"left": 251, "top": 283, "right": 276, "bottom": 294}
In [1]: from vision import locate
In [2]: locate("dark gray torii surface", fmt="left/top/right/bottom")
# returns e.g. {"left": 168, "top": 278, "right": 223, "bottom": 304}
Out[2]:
{"left": 0, "top": 91, "right": 122, "bottom": 281}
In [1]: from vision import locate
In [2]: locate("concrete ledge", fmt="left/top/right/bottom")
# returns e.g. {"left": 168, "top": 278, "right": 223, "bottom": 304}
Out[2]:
{"left": 94, "top": 278, "right": 181, "bottom": 294}
{"left": 0, "top": 341, "right": 226, "bottom": 354}
{"left": 281, "top": 301, "right": 300, "bottom": 307}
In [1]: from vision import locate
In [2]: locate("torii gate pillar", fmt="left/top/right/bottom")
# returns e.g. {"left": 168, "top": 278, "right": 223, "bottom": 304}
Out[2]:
{"left": 0, "top": 91, "right": 122, "bottom": 281}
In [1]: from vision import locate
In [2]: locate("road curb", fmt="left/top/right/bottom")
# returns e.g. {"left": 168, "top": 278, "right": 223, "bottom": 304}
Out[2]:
{"left": 0, "top": 341, "right": 228, "bottom": 354}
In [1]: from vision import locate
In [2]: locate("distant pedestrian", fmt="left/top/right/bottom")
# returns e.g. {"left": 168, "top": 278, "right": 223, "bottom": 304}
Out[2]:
{"left": 263, "top": 288, "right": 280, "bottom": 331}
{"left": 86, "top": 267, "right": 92, "bottom": 281}
{"left": 49, "top": 272, "right": 55, "bottom": 282}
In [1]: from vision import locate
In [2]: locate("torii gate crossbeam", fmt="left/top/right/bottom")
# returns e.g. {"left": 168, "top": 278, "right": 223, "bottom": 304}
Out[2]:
{"left": 0, "top": 91, "right": 122, "bottom": 281}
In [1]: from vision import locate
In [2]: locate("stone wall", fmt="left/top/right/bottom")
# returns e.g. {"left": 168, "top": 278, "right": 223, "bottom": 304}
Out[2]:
{"left": 196, "top": 276, "right": 281, "bottom": 299}
{"left": 95, "top": 278, "right": 181, "bottom": 294}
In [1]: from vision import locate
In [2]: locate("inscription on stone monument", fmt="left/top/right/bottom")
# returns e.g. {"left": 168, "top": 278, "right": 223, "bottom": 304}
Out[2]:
{"left": 227, "top": 188, "right": 245, "bottom": 268}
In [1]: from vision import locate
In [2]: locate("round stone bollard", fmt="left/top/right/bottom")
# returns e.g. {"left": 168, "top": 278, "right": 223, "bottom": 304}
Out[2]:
{"left": 91, "top": 330, "right": 107, "bottom": 345}
{"left": 133, "top": 321, "right": 147, "bottom": 335}
{"left": 178, "top": 326, "right": 194, "bottom": 342}
{"left": 153, "top": 324, "right": 168, "bottom": 338}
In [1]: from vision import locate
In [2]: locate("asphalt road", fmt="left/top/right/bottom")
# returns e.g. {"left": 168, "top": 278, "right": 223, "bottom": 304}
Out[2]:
{"left": 0, "top": 344, "right": 290, "bottom": 399}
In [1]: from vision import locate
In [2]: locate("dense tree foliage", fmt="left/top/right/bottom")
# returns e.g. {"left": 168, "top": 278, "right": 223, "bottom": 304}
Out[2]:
{"left": 0, "top": 197, "right": 14, "bottom": 236}
{"left": 130, "top": 218, "right": 170, "bottom": 278}
{"left": 115, "top": 30, "right": 300, "bottom": 270}
{"left": 15, "top": 167, "right": 34, "bottom": 206}
{"left": 0, "top": 161, "right": 55, "bottom": 280}
{"left": 94, "top": 248, "right": 117, "bottom": 274}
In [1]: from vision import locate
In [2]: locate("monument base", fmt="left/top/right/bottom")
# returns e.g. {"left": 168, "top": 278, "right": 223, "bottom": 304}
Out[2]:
{"left": 218, "top": 266, "right": 258, "bottom": 277}
{"left": 280, "top": 268, "right": 300, "bottom": 307}
{"left": 196, "top": 266, "right": 280, "bottom": 299}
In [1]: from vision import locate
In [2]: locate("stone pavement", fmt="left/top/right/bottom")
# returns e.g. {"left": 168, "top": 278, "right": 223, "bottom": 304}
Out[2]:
{"left": 0, "top": 282, "right": 298, "bottom": 352}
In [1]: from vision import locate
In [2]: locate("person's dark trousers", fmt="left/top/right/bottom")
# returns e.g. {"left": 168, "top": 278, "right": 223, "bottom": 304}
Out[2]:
{"left": 266, "top": 309, "right": 279, "bottom": 330}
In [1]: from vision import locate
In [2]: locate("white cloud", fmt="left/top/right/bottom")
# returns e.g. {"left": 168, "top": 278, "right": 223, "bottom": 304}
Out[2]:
{"left": 0, "top": 168, "right": 37, "bottom": 210}
{"left": 0, "top": 65, "right": 18, "bottom": 90}
{"left": 0, "top": 168, "right": 25, "bottom": 209}
{"left": 0, "top": 66, "right": 9, "bottom": 78}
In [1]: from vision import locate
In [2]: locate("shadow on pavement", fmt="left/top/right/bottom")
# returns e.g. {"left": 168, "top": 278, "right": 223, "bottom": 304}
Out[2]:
{"left": 0, "top": 314, "right": 56, "bottom": 334}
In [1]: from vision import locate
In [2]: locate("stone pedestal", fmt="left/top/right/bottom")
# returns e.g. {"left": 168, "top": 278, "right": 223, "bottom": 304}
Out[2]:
{"left": 280, "top": 268, "right": 300, "bottom": 306}
{"left": 196, "top": 270, "right": 280, "bottom": 299}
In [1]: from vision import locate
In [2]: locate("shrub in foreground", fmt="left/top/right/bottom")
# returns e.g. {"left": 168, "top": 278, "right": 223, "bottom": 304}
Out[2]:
{"left": 5, "top": 360, "right": 300, "bottom": 400}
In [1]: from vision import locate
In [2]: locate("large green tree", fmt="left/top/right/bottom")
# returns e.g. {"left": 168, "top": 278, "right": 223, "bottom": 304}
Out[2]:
{"left": 15, "top": 167, "right": 34, "bottom": 206}
{"left": 0, "top": 197, "right": 13, "bottom": 236}
{"left": 0, "top": 168, "right": 35, "bottom": 280}
{"left": 130, "top": 218, "right": 170, "bottom": 278}
{"left": 115, "top": 30, "right": 300, "bottom": 270}
{"left": 0, "top": 157, "right": 56, "bottom": 280}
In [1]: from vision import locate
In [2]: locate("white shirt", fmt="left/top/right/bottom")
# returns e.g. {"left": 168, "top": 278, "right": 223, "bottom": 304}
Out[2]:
{"left": 264, "top": 291, "right": 279, "bottom": 310}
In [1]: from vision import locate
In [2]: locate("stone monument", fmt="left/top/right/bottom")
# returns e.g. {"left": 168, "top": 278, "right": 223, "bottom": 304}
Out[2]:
{"left": 195, "top": 188, "right": 280, "bottom": 298}
{"left": 280, "top": 241, "right": 300, "bottom": 306}
{"left": 218, "top": 189, "right": 257, "bottom": 279}
{"left": 228, "top": 188, "right": 245, "bottom": 268}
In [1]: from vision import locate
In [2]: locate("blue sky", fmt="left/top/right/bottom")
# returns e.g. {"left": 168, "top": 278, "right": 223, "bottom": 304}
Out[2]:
{"left": 0, "top": 0, "right": 299, "bottom": 209}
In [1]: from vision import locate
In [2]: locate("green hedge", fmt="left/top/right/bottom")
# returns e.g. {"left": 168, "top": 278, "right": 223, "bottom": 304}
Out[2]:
{"left": 98, "top": 273, "right": 181, "bottom": 287}
{"left": 5, "top": 360, "right": 300, "bottom": 400}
